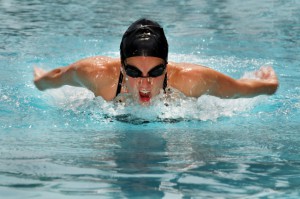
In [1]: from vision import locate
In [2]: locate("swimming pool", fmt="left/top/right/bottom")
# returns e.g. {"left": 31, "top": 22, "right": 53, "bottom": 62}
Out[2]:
{"left": 1, "top": 0, "right": 300, "bottom": 198}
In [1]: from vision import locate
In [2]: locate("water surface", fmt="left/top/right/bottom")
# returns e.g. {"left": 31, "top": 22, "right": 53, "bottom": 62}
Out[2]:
{"left": 1, "top": 0, "right": 300, "bottom": 198}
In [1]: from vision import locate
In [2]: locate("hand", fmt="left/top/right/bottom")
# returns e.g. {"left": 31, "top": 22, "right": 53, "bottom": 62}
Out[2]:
{"left": 34, "top": 67, "right": 47, "bottom": 81}
{"left": 33, "top": 67, "right": 48, "bottom": 90}
{"left": 255, "top": 66, "right": 278, "bottom": 84}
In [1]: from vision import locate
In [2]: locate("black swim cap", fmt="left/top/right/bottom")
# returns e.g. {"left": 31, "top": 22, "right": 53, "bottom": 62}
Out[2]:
{"left": 120, "top": 18, "right": 168, "bottom": 64}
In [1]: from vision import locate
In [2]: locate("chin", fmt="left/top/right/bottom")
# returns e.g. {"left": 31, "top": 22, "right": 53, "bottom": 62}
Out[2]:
{"left": 139, "top": 101, "right": 151, "bottom": 106}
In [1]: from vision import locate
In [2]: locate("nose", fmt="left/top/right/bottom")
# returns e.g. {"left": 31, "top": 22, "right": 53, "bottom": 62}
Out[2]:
{"left": 138, "top": 77, "right": 153, "bottom": 87}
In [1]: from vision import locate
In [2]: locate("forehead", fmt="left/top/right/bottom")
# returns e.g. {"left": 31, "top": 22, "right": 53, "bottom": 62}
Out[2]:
{"left": 125, "top": 56, "right": 164, "bottom": 67}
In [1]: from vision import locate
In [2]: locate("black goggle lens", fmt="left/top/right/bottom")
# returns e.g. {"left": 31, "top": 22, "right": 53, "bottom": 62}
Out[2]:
{"left": 124, "top": 64, "right": 166, "bottom": 78}
{"left": 124, "top": 65, "right": 142, "bottom": 77}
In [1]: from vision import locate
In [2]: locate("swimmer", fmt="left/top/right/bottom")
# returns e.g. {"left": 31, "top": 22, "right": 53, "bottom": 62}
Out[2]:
{"left": 34, "top": 18, "right": 278, "bottom": 106}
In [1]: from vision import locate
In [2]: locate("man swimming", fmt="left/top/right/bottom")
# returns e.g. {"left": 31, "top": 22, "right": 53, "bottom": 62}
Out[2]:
{"left": 34, "top": 18, "right": 278, "bottom": 106}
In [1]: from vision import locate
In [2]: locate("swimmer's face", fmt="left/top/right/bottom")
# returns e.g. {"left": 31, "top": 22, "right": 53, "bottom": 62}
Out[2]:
{"left": 123, "top": 56, "right": 166, "bottom": 106}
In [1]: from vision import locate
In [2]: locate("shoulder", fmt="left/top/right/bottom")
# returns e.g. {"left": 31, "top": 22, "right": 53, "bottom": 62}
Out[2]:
{"left": 71, "top": 56, "right": 121, "bottom": 77}
{"left": 167, "top": 61, "right": 217, "bottom": 97}
{"left": 167, "top": 62, "right": 212, "bottom": 82}
{"left": 66, "top": 56, "right": 122, "bottom": 99}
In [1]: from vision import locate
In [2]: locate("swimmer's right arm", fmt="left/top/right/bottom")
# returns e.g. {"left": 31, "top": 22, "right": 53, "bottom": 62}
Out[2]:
{"left": 33, "top": 65, "right": 81, "bottom": 91}
{"left": 33, "top": 56, "right": 116, "bottom": 94}
{"left": 34, "top": 56, "right": 121, "bottom": 99}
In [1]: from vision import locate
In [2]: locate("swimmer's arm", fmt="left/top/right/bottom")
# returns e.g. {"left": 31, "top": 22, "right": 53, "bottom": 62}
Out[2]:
{"left": 34, "top": 65, "right": 81, "bottom": 91}
{"left": 199, "top": 66, "right": 279, "bottom": 98}
{"left": 172, "top": 64, "right": 278, "bottom": 98}
{"left": 34, "top": 57, "right": 106, "bottom": 93}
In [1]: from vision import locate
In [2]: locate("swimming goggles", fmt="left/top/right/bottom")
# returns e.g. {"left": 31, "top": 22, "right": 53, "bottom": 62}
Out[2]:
{"left": 124, "top": 64, "right": 166, "bottom": 78}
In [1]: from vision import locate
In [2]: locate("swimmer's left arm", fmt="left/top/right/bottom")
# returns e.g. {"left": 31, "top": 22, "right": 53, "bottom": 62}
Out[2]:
{"left": 206, "top": 66, "right": 279, "bottom": 98}
{"left": 171, "top": 64, "right": 279, "bottom": 98}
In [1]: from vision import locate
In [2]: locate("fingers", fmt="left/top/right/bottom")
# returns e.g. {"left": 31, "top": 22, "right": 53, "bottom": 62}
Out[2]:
{"left": 254, "top": 66, "right": 278, "bottom": 87}
{"left": 255, "top": 66, "right": 276, "bottom": 80}
{"left": 34, "top": 67, "right": 46, "bottom": 79}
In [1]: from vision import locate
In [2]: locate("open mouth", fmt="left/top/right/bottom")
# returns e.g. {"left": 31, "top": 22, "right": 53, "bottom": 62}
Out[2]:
{"left": 139, "top": 90, "right": 151, "bottom": 103}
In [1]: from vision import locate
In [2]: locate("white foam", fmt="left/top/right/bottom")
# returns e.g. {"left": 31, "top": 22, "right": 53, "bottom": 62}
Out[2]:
{"left": 42, "top": 85, "right": 263, "bottom": 122}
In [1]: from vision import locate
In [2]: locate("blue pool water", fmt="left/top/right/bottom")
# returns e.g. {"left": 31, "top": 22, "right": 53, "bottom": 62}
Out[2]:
{"left": 1, "top": 0, "right": 300, "bottom": 198}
